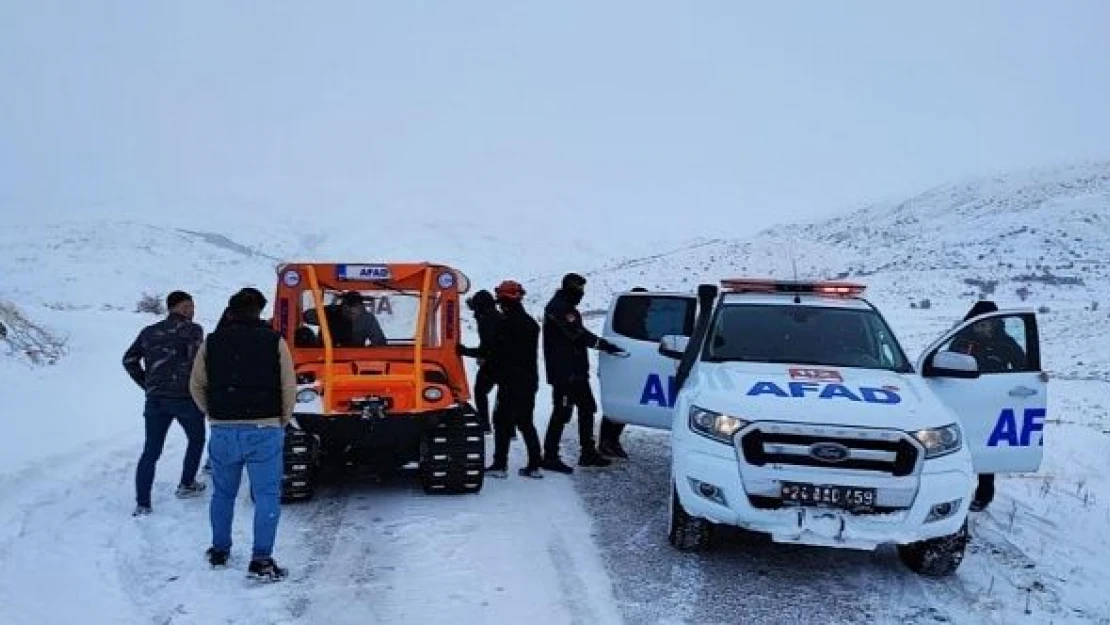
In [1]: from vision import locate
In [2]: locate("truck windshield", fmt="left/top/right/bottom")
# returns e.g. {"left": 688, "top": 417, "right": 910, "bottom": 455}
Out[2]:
{"left": 704, "top": 304, "right": 912, "bottom": 372}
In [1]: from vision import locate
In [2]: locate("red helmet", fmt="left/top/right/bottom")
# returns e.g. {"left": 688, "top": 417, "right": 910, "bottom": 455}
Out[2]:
{"left": 494, "top": 280, "right": 525, "bottom": 302}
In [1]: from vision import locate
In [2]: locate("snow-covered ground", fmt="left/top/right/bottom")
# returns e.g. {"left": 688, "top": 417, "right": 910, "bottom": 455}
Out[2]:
{"left": 3, "top": 161, "right": 1110, "bottom": 624}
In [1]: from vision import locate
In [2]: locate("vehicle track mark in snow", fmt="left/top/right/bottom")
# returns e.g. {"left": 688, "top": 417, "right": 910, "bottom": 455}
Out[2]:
{"left": 548, "top": 531, "right": 603, "bottom": 625}
{"left": 281, "top": 482, "right": 352, "bottom": 620}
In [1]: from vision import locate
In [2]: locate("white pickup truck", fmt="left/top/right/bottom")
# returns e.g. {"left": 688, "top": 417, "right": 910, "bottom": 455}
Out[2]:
{"left": 597, "top": 279, "right": 1046, "bottom": 576}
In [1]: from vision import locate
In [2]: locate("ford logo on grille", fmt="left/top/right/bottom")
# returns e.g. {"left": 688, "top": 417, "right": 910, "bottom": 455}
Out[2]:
{"left": 809, "top": 442, "right": 850, "bottom": 462}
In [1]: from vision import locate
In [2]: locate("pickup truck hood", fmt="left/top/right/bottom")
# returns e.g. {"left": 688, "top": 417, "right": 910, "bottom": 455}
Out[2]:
{"left": 686, "top": 362, "right": 951, "bottom": 431}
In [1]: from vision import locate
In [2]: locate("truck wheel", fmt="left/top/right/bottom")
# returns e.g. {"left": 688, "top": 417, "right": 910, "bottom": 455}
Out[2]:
{"left": 281, "top": 426, "right": 319, "bottom": 503}
{"left": 668, "top": 482, "right": 713, "bottom": 551}
{"left": 898, "top": 520, "right": 969, "bottom": 577}
{"left": 420, "top": 408, "right": 485, "bottom": 494}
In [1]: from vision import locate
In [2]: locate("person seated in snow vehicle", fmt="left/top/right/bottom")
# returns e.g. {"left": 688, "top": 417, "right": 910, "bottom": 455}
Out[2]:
{"left": 324, "top": 291, "right": 388, "bottom": 347}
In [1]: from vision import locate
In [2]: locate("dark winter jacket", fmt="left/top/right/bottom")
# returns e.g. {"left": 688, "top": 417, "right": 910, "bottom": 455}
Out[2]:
{"left": 950, "top": 326, "right": 1027, "bottom": 373}
{"left": 493, "top": 302, "right": 540, "bottom": 390}
{"left": 543, "top": 289, "right": 603, "bottom": 385}
{"left": 460, "top": 307, "right": 503, "bottom": 371}
{"left": 122, "top": 313, "right": 204, "bottom": 398}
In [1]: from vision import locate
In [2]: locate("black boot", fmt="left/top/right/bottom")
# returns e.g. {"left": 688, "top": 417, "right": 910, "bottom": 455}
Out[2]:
{"left": 247, "top": 557, "right": 288, "bottom": 582}
{"left": 518, "top": 466, "right": 544, "bottom": 479}
{"left": 541, "top": 456, "right": 574, "bottom": 474}
{"left": 598, "top": 439, "right": 629, "bottom": 459}
{"left": 578, "top": 448, "right": 612, "bottom": 467}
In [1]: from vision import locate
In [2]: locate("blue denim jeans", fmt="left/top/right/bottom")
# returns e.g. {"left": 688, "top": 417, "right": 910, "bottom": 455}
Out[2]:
{"left": 135, "top": 396, "right": 206, "bottom": 507}
{"left": 208, "top": 424, "right": 285, "bottom": 559}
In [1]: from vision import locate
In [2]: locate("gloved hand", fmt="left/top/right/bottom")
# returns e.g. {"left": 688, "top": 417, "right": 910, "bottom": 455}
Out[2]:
{"left": 597, "top": 338, "right": 624, "bottom": 355}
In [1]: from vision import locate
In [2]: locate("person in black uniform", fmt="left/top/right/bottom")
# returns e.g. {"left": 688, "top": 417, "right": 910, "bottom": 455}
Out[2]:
{"left": 458, "top": 290, "right": 501, "bottom": 434}
{"left": 541, "top": 273, "right": 625, "bottom": 473}
{"left": 949, "top": 300, "right": 1028, "bottom": 512}
{"left": 485, "top": 280, "right": 544, "bottom": 478}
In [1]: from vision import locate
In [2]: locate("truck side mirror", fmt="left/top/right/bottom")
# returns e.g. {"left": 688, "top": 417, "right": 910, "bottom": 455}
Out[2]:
{"left": 924, "top": 350, "right": 980, "bottom": 379}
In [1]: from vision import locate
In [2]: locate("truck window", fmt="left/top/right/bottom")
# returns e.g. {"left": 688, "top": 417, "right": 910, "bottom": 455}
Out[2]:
{"left": 612, "top": 296, "right": 696, "bottom": 342}
{"left": 704, "top": 304, "right": 912, "bottom": 372}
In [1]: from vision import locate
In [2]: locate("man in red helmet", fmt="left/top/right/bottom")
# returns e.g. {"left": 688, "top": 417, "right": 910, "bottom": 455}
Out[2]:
{"left": 485, "top": 280, "right": 544, "bottom": 478}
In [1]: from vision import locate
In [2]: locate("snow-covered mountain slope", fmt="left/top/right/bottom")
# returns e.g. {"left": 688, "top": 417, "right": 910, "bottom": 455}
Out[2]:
{"left": 559, "top": 160, "right": 1110, "bottom": 379}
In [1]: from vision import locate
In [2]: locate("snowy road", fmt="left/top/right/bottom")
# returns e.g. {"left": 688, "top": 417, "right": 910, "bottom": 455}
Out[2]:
{"left": 0, "top": 424, "right": 623, "bottom": 625}
{"left": 573, "top": 416, "right": 1109, "bottom": 625}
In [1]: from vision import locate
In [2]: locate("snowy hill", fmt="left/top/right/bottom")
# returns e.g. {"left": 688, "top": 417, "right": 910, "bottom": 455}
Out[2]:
{"left": 559, "top": 160, "right": 1110, "bottom": 379}
{"left": 3, "top": 162, "right": 1110, "bottom": 624}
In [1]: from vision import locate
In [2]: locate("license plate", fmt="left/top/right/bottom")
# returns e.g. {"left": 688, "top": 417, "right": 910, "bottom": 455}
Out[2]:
{"left": 780, "top": 482, "right": 876, "bottom": 508}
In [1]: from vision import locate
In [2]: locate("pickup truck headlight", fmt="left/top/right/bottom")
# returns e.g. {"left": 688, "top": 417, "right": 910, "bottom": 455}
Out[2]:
{"left": 689, "top": 406, "right": 747, "bottom": 444}
{"left": 912, "top": 424, "right": 962, "bottom": 459}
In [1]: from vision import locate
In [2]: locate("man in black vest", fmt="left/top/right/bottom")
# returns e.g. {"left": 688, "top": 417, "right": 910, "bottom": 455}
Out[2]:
{"left": 190, "top": 288, "right": 296, "bottom": 581}
{"left": 541, "top": 273, "right": 625, "bottom": 473}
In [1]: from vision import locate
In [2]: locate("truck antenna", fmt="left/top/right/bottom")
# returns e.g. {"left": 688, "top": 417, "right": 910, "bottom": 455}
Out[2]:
{"left": 790, "top": 239, "right": 801, "bottom": 303}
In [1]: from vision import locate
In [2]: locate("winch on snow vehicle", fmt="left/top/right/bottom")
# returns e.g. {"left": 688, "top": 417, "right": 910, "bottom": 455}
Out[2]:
{"left": 269, "top": 262, "right": 485, "bottom": 501}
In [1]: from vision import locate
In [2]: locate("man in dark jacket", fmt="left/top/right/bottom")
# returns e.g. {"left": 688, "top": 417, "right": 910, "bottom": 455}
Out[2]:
{"left": 325, "top": 291, "right": 387, "bottom": 347}
{"left": 457, "top": 290, "right": 501, "bottom": 434}
{"left": 949, "top": 300, "right": 1027, "bottom": 512}
{"left": 486, "top": 280, "right": 544, "bottom": 478}
{"left": 541, "top": 273, "right": 625, "bottom": 473}
{"left": 190, "top": 288, "right": 296, "bottom": 581}
{"left": 123, "top": 290, "right": 207, "bottom": 516}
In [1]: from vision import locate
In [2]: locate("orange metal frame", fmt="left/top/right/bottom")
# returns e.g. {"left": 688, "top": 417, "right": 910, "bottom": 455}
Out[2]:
{"left": 271, "top": 262, "right": 471, "bottom": 416}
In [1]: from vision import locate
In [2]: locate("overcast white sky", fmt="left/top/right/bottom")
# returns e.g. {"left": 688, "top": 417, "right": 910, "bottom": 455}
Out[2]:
{"left": 2, "top": 1, "right": 1109, "bottom": 244}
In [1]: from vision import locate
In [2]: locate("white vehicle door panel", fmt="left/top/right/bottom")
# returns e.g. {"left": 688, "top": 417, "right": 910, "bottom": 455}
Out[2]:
{"left": 598, "top": 292, "right": 697, "bottom": 430}
{"left": 918, "top": 311, "right": 1045, "bottom": 474}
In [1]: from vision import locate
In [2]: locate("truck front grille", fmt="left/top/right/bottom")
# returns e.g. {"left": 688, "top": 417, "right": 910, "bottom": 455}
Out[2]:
{"left": 738, "top": 424, "right": 920, "bottom": 477}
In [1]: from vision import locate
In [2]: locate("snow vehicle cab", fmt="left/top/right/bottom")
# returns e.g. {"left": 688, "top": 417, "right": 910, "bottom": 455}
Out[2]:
{"left": 597, "top": 279, "right": 1047, "bottom": 576}
{"left": 271, "top": 262, "right": 485, "bottom": 500}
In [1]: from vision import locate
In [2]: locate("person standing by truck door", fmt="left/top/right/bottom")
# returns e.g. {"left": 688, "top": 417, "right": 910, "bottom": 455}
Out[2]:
{"left": 458, "top": 289, "right": 502, "bottom": 434}
{"left": 949, "top": 300, "right": 1028, "bottom": 512}
{"left": 486, "top": 280, "right": 544, "bottom": 478}
{"left": 541, "top": 273, "right": 625, "bottom": 473}
{"left": 190, "top": 288, "right": 297, "bottom": 581}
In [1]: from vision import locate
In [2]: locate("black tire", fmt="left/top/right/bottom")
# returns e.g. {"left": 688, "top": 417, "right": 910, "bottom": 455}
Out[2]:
{"left": 419, "top": 407, "right": 485, "bottom": 494}
{"left": 668, "top": 482, "right": 714, "bottom": 551}
{"left": 281, "top": 426, "right": 319, "bottom": 503}
{"left": 898, "top": 520, "right": 970, "bottom": 577}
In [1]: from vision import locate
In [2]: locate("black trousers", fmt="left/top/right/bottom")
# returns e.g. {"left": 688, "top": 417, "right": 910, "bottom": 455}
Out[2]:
{"left": 599, "top": 417, "right": 625, "bottom": 444}
{"left": 975, "top": 473, "right": 995, "bottom": 506}
{"left": 543, "top": 379, "right": 598, "bottom": 458}
{"left": 474, "top": 365, "right": 496, "bottom": 429}
{"left": 492, "top": 383, "right": 541, "bottom": 469}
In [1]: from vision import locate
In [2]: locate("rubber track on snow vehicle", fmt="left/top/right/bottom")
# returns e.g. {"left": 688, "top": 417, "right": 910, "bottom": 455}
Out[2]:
{"left": 281, "top": 427, "right": 319, "bottom": 502}
{"left": 420, "top": 408, "right": 485, "bottom": 494}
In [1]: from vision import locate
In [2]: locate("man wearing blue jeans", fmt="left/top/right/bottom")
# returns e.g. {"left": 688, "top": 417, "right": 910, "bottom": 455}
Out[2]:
{"left": 123, "top": 290, "right": 208, "bottom": 515}
{"left": 190, "top": 288, "right": 296, "bottom": 581}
